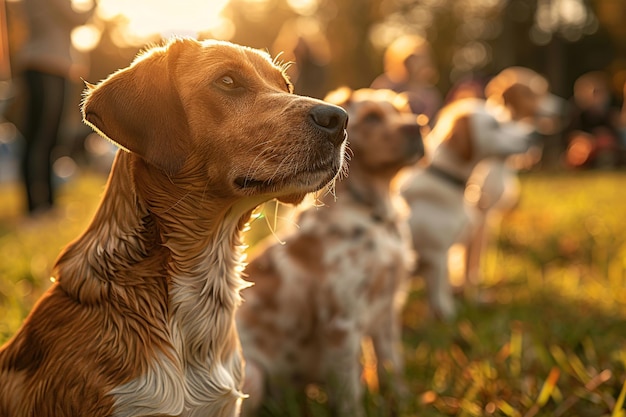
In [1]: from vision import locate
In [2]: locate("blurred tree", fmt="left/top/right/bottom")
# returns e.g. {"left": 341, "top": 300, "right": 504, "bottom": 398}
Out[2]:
{"left": 6, "top": 0, "right": 624, "bottom": 114}
{"left": 227, "top": 0, "right": 385, "bottom": 91}
{"left": 369, "top": 0, "right": 621, "bottom": 98}
{"left": 223, "top": 0, "right": 624, "bottom": 100}
{"left": 322, "top": 0, "right": 384, "bottom": 89}
{"left": 227, "top": 0, "right": 295, "bottom": 50}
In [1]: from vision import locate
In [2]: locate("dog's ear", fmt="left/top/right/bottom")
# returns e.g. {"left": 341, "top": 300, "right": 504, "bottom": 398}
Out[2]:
{"left": 82, "top": 39, "right": 192, "bottom": 176}
{"left": 443, "top": 115, "right": 473, "bottom": 161}
{"left": 393, "top": 92, "right": 412, "bottom": 113}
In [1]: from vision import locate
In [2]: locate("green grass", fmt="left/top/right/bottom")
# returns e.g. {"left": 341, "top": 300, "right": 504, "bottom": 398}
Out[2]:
{"left": 400, "top": 170, "right": 626, "bottom": 417}
{"left": 1, "top": 169, "right": 625, "bottom": 416}
{"left": 0, "top": 174, "right": 104, "bottom": 340}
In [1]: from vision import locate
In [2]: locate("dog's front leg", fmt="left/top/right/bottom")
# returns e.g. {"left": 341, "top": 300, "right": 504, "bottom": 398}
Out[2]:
{"left": 371, "top": 307, "right": 407, "bottom": 416}
{"left": 465, "top": 215, "right": 487, "bottom": 285}
{"left": 420, "top": 252, "right": 457, "bottom": 320}
{"left": 371, "top": 308, "right": 405, "bottom": 390}
{"left": 322, "top": 326, "right": 364, "bottom": 417}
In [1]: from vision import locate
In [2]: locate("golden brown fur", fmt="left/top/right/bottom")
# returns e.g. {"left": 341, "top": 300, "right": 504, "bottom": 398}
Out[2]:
{"left": 0, "top": 38, "right": 347, "bottom": 417}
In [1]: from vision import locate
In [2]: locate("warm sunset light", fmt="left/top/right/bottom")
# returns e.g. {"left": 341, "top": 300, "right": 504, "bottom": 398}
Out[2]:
{"left": 71, "top": 23, "right": 101, "bottom": 52}
{"left": 95, "top": 0, "right": 232, "bottom": 46}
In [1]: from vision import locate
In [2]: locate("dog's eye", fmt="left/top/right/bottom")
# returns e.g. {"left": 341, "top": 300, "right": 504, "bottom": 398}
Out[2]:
{"left": 221, "top": 75, "right": 236, "bottom": 87}
{"left": 216, "top": 75, "right": 241, "bottom": 91}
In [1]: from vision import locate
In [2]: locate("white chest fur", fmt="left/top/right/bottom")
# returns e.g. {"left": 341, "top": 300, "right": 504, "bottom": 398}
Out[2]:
{"left": 111, "top": 218, "right": 248, "bottom": 417}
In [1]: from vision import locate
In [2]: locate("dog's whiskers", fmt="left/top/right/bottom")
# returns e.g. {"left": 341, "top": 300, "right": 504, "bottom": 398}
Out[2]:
{"left": 266, "top": 154, "right": 292, "bottom": 185}
{"left": 249, "top": 139, "right": 274, "bottom": 152}
{"left": 242, "top": 146, "right": 275, "bottom": 184}
{"left": 262, "top": 202, "right": 286, "bottom": 245}
{"left": 162, "top": 191, "right": 193, "bottom": 214}
{"left": 322, "top": 178, "right": 339, "bottom": 202}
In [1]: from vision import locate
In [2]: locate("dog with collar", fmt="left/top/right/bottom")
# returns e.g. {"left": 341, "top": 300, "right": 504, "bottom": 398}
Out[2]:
{"left": 402, "top": 98, "right": 531, "bottom": 320}
{"left": 237, "top": 88, "right": 424, "bottom": 416}
{"left": 463, "top": 67, "right": 547, "bottom": 285}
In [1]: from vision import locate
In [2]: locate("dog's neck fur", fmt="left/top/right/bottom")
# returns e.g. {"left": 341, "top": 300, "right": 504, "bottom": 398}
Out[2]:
{"left": 331, "top": 164, "right": 399, "bottom": 223}
{"left": 429, "top": 146, "right": 478, "bottom": 186}
{"left": 54, "top": 151, "right": 253, "bottom": 414}
{"left": 54, "top": 152, "right": 167, "bottom": 306}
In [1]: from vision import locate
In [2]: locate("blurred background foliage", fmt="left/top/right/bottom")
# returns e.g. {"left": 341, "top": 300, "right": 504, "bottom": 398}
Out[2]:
{"left": 4, "top": 0, "right": 626, "bottom": 101}
{"left": 3, "top": 0, "right": 625, "bottom": 159}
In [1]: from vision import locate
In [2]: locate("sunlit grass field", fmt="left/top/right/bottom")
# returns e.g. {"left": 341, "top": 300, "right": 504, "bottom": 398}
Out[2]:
{"left": 0, "top": 169, "right": 625, "bottom": 416}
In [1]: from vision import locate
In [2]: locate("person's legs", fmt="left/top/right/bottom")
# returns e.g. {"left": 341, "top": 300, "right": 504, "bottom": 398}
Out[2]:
{"left": 21, "top": 70, "right": 66, "bottom": 214}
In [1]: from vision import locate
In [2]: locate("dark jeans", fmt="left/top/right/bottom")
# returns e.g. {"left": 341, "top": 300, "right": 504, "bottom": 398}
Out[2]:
{"left": 21, "top": 70, "right": 67, "bottom": 214}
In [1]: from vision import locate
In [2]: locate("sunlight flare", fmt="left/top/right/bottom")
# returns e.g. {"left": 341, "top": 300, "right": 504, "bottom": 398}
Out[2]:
{"left": 96, "top": 0, "right": 231, "bottom": 44}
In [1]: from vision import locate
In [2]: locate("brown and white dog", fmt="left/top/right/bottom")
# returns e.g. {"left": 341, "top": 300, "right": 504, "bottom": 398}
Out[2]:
{"left": 0, "top": 38, "right": 347, "bottom": 417}
{"left": 402, "top": 98, "right": 531, "bottom": 320}
{"left": 237, "top": 88, "right": 423, "bottom": 416}
{"left": 464, "top": 67, "right": 547, "bottom": 285}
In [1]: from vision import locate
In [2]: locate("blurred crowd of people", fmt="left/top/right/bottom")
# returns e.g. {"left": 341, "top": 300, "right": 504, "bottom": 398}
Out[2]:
{"left": 363, "top": 34, "right": 626, "bottom": 172}
{"left": 1, "top": 2, "right": 626, "bottom": 218}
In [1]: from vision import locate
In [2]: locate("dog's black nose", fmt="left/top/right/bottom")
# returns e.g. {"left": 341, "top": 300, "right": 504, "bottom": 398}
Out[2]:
{"left": 309, "top": 104, "right": 348, "bottom": 145}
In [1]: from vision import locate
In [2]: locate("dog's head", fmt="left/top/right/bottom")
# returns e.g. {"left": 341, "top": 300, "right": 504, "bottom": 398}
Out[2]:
{"left": 430, "top": 98, "right": 531, "bottom": 162}
{"left": 325, "top": 87, "right": 424, "bottom": 178}
{"left": 485, "top": 66, "right": 548, "bottom": 123}
{"left": 82, "top": 38, "right": 347, "bottom": 205}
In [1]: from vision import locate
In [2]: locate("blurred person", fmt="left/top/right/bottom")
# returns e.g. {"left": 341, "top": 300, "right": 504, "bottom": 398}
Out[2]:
{"left": 16, "top": 0, "right": 93, "bottom": 216}
{"left": 617, "top": 79, "right": 626, "bottom": 164}
{"left": 0, "top": 0, "right": 10, "bottom": 84}
{"left": 565, "top": 71, "right": 620, "bottom": 169}
{"left": 444, "top": 73, "right": 487, "bottom": 104}
{"left": 272, "top": 19, "right": 331, "bottom": 99}
{"left": 290, "top": 35, "right": 330, "bottom": 99}
{"left": 370, "top": 34, "right": 442, "bottom": 127}
{"left": 0, "top": 0, "right": 21, "bottom": 184}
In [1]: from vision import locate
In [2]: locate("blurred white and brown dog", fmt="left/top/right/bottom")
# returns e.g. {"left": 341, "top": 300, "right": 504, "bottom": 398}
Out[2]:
{"left": 402, "top": 97, "right": 532, "bottom": 320}
{"left": 237, "top": 88, "right": 424, "bottom": 416}
{"left": 463, "top": 67, "right": 548, "bottom": 285}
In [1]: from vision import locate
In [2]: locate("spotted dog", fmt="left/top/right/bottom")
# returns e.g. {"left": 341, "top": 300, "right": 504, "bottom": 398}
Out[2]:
{"left": 237, "top": 88, "right": 424, "bottom": 416}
